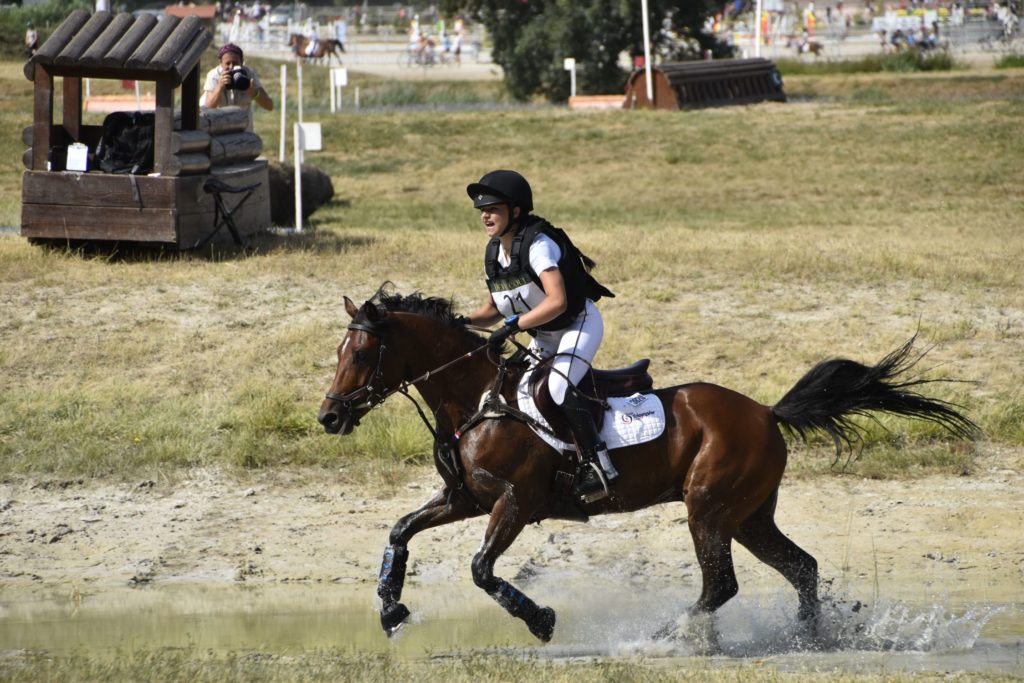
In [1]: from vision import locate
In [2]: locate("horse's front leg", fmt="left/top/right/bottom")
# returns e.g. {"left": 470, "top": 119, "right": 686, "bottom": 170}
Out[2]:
{"left": 377, "top": 489, "right": 480, "bottom": 636}
{"left": 471, "top": 489, "right": 556, "bottom": 642}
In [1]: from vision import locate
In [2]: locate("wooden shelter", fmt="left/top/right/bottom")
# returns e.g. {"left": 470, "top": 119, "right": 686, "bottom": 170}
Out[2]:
{"left": 21, "top": 9, "right": 270, "bottom": 248}
{"left": 624, "top": 59, "right": 786, "bottom": 110}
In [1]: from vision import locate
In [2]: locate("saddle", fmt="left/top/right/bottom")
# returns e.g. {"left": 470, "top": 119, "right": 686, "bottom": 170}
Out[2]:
{"left": 528, "top": 358, "right": 653, "bottom": 442}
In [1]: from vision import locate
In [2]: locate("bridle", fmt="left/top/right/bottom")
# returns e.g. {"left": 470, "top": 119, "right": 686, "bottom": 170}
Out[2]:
{"left": 323, "top": 322, "right": 391, "bottom": 416}
{"left": 323, "top": 320, "right": 491, "bottom": 434}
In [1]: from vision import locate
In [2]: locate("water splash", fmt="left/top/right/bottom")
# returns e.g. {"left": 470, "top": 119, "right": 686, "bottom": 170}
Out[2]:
{"left": 815, "top": 595, "right": 1005, "bottom": 653}
{"left": 534, "top": 579, "right": 1007, "bottom": 658}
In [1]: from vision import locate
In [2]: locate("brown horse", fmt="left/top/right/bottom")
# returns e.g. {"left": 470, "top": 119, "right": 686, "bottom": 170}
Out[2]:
{"left": 317, "top": 288, "right": 977, "bottom": 644}
{"left": 288, "top": 34, "right": 345, "bottom": 64}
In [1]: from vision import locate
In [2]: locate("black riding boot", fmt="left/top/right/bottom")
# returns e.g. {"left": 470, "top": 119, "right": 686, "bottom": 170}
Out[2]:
{"left": 560, "top": 389, "right": 618, "bottom": 502}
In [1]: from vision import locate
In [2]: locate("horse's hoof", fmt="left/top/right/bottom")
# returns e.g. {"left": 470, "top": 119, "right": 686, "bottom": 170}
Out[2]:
{"left": 527, "top": 606, "right": 556, "bottom": 642}
{"left": 380, "top": 602, "right": 410, "bottom": 636}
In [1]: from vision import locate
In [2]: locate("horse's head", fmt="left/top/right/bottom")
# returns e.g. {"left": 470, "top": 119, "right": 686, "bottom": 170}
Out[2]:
{"left": 318, "top": 287, "right": 488, "bottom": 435}
{"left": 318, "top": 296, "right": 402, "bottom": 435}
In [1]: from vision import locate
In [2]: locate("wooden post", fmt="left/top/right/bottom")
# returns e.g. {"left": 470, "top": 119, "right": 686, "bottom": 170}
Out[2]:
{"left": 153, "top": 78, "right": 173, "bottom": 175}
{"left": 181, "top": 65, "right": 200, "bottom": 131}
{"left": 32, "top": 65, "right": 53, "bottom": 171}
{"left": 63, "top": 76, "right": 82, "bottom": 141}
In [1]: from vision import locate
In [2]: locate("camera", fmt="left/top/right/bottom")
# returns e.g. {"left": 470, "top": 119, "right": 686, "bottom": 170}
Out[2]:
{"left": 225, "top": 66, "right": 251, "bottom": 91}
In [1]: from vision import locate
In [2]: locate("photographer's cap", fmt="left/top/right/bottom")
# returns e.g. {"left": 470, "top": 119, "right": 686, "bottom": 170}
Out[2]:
{"left": 218, "top": 43, "right": 243, "bottom": 60}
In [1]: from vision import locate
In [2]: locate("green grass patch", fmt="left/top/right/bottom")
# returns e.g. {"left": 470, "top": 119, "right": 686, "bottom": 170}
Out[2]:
{"left": 994, "top": 52, "right": 1024, "bottom": 69}
{"left": 1, "top": 648, "right": 1011, "bottom": 683}
{"left": 776, "top": 49, "right": 957, "bottom": 76}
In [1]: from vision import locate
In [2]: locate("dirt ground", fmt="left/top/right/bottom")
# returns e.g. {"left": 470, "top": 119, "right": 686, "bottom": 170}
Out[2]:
{"left": 2, "top": 445, "right": 1022, "bottom": 611}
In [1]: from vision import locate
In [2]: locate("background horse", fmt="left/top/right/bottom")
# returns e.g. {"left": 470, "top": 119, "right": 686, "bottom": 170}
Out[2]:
{"left": 288, "top": 34, "right": 345, "bottom": 64}
{"left": 318, "top": 288, "right": 977, "bottom": 644}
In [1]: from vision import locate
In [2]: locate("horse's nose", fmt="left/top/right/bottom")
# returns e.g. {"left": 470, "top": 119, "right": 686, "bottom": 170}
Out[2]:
{"left": 318, "top": 405, "right": 340, "bottom": 433}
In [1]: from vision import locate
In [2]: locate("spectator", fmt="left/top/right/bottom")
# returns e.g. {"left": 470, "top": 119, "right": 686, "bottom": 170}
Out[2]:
{"left": 201, "top": 44, "right": 273, "bottom": 130}
{"left": 25, "top": 22, "right": 39, "bottom": 57}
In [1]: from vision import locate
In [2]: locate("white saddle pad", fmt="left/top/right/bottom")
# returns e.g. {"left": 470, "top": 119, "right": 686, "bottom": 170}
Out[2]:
{"left": 515, "top": 372, "right": 666, "bottom": 453}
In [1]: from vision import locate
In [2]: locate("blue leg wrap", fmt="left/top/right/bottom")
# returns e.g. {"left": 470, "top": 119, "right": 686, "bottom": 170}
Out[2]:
{"left": 489, "top": 579, "right": 539, "bottom": 620}
{"left": 377, "top": 545, "right": 408, "bottom": 603}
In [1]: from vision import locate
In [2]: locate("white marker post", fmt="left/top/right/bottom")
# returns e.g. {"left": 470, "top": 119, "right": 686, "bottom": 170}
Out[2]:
{"left": 563, "top": 58, "right": 576, "bottom": 99}
{"left": 641, "top": 0, "right": 654, "bottom": 102}
{"left": 754, "top": 0, "right": 764, "bottom": 57}
{"left": 279, "top": 64, "right": 287, "bottom": 163}
{"left": 293, "top": 123, "right": 303, "bottom": 233}
{"left": 330, "top": 67, "right": 348, "bottom": 113}
{"left": 297, "top": 61, "right": 304, "bottom": 125}
{"left": 293, "top": 123, "right": 321, "bottom": 234}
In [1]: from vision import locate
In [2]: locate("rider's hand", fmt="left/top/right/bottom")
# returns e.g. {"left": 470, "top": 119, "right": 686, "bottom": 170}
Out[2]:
{"left": 487, "top": 315, "right": 520, "bottom": 350}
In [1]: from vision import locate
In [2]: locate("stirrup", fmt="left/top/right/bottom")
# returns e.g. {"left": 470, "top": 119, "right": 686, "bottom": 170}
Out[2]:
{"left": 574, "top": 462, "right": 611, "bottom": 503}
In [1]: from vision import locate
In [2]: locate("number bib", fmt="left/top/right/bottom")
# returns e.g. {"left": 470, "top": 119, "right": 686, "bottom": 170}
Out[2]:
{"left": 487, "top": 274, "right": 547, "bottom": 318}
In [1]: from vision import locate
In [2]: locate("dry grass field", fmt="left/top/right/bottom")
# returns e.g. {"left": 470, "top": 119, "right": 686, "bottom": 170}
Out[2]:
{"left": 1, "top": 60, "right": 1021, "bottom": 481}
{"left": 0, "top": 57, "right": 1022, "bottom": 682}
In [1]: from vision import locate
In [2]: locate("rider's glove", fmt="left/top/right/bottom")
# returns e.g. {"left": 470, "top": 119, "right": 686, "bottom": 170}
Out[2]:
{"left": 487, "top": 315, "right": 520, "bottom": 350}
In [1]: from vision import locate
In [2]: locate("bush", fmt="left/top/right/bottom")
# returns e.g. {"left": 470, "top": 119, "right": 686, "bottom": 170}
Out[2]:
{"left": 995, "top": 52, "right": 1024, "bottom": 69}
{"left": 0, "top": 0, "right": 90, "bottom": 60}
{"left": 776, "top": 48, "right": 955, "bottom": 76}
{"left": 882, "top": 47, "right": 955, "bottom": 72}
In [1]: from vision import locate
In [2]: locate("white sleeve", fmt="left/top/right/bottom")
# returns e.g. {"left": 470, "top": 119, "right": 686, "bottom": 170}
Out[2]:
{"left": 528, "top": 234, "right": 562, "bottom": 274}
{"left": 202, "top": 67, "right": 219, "bottom": 94}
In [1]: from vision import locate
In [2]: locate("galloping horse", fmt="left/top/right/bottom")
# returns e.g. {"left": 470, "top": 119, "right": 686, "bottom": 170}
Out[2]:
{"left": 288, "top": 34, "right": 345, "bottom": 64}
{"left": 318, "top": 288, "right": 977, "bottom": 643}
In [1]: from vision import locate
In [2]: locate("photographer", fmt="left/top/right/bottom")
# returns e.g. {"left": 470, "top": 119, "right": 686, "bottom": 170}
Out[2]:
{"left": 202, "top": 44, "right": 273, "bottom": 129}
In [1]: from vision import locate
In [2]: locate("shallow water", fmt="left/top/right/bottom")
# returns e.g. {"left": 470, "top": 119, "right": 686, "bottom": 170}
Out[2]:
{"left": 0, "top": 578, "right": 1020, "bottom": 675}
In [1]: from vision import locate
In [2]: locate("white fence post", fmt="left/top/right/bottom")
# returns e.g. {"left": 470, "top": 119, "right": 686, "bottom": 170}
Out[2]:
{"left": 297, "top": 61, "right": 304, "bottom": 125}
{"left": 279, "top": 64, "right": 287, "bottom": 163}
{"left": 294, "top": 123, "right": 303, "bottom": 233}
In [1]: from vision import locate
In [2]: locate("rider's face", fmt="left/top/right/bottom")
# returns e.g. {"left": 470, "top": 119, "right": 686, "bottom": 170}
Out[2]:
{"left": 479, "top": 203, "right": 517, "bottom": 238}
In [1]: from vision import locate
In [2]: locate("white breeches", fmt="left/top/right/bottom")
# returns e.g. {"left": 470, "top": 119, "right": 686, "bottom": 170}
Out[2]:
{"left": 529, "top": 299, "right": 603, "bottom": 405}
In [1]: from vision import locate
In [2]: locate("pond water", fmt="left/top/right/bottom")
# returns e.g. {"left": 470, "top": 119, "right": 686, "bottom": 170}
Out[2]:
{"left": 1, "top": 578, "right": 1020, "bottom": 675}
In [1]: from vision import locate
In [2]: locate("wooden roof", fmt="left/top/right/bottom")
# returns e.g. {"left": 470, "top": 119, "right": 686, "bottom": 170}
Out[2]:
{"left": 23, "top": 9, "right": 212, "bottom": 85}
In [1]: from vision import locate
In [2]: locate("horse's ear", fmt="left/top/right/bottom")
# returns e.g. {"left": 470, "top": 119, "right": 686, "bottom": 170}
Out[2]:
{"left": 360, "top": 300, "right": 382, "bottom": 322}
{"left": 344, "top": 296, "right": 359, "bottom": 319}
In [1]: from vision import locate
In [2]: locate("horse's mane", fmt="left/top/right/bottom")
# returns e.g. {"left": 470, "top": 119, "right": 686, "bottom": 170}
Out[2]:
{"left": 356, "top": 283, "right": 483, "bottom": 345}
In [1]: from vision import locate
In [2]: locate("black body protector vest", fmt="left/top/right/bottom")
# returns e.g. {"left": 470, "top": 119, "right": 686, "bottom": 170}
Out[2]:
{"left": 484, "top": 216, "right": 614, "bottom": 332}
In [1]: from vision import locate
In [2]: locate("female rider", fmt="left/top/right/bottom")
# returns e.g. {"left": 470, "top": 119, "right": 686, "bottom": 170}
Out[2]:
{"left": 463, "top": 170, "right": 617, "bottom": 502}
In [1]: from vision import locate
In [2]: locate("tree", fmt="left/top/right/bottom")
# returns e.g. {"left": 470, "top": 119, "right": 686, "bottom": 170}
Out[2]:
{"left": 440, "top": 0, "right": 729, "bottom": 101}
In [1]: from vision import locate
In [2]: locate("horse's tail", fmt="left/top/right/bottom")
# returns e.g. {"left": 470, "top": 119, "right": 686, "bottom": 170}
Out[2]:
{"left": 771, "top": 335, "right": 979, "bottom": 453}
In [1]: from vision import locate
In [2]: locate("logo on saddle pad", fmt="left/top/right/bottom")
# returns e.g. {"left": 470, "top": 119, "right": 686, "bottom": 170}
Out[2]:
{"left": 621, "top": 410, "right": 655, "bottom": 424}
{"left": 516, "top": 374, "right": 666, "bottom": 452}
{"left": 626, "top": 394, "right": 649, "bottom": 408}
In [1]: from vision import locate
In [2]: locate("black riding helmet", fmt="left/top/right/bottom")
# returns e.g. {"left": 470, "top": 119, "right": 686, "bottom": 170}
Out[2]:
{"left": 466, "top": 170, "right": 533, "bottom": 214}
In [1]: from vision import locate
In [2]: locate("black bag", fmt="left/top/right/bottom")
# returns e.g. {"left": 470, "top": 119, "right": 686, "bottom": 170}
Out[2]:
{"left": 94, "top": 112, "right": 155, "bottom": 174}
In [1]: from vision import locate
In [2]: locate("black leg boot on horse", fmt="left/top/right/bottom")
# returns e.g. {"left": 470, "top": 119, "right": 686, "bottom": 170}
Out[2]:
{"left": 560, "top": 388, "right": 618, "bottom": 502}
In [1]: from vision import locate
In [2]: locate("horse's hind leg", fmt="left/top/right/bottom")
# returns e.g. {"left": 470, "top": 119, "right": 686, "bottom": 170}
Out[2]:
{"left": 689, "top": 520, "right": 739, "bottom": 615}
{"left": 733, "top": 488, "right": 820, "bottom": 623}
{"left": 377, "top": 489, "right": 481, "bottom": 635}
{"left": 472, "top": 493, "right": 556, "bottom": 642}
